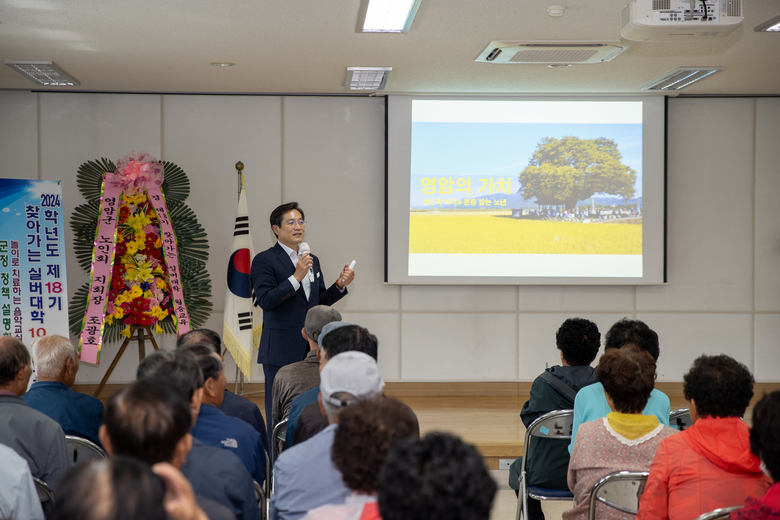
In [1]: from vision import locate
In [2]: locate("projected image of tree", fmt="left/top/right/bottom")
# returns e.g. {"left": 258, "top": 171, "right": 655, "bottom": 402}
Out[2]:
{"left": 519, "top": 136, "right": 636, "bottom": 210}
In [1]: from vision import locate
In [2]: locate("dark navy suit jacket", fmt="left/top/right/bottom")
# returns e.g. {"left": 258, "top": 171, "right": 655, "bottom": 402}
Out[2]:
{"left": 250, "top": 242, "right": 346, "bottom": 367}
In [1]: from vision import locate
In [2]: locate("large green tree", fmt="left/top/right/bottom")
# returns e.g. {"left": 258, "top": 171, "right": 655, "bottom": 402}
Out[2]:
{"left": 518, "top": 136, "right": 637, "bottom": 210}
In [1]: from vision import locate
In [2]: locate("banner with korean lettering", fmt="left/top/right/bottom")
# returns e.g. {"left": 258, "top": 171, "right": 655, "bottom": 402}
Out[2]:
{"left": 0, "top": 180, "right": 68, "bottom": 346}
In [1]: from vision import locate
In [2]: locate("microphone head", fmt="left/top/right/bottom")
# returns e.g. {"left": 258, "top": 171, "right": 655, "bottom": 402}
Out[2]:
{"left": 298, "top": 242, "right": 310, "bottom": 254}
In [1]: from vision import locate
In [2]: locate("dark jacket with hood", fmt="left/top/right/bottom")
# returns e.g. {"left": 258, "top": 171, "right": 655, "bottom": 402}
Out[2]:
{"left": 509, "top": 365, "right": 597, "bottom": 490}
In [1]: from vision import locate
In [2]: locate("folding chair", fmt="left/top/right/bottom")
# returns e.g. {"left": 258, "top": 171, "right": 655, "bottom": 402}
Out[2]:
{"left": 693, "top": 506, "right": 742, "bottom": 520}
{"left": 516, "top": 410, "right": 575, "bottom": 520}
{"left": 267, "top": 418, "right": 289, "bottom": 520}
{"left": 33, "top": 477, "right": 55, "bottom": 506}
{"left": 253, "top": 479, "right": 266, "bottom": 519}
{"left": 65, "top": 435, "right": 107, "bottom": 464}
{"left": 669, "top": 408, "right": 692, "bottom": 431}
{"left": 587, "top": 471, "right": 648, "bottom": 519}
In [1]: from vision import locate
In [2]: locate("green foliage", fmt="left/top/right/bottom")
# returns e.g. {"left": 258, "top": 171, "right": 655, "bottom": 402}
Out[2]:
{"left": 519, "top": 136, "right": 637, "bottom": 210}
{"left": 69, "top": 158, "right": 212, "bottom": 343}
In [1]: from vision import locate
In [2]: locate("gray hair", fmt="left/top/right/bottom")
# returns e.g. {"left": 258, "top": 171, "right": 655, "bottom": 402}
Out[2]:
{"left": 32, "top": 335, "right": 78, "bottom": 379}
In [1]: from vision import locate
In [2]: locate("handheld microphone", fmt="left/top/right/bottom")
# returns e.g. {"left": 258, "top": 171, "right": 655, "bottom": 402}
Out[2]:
{"left": 298, "top": 242, "right": 315, "bottom": 283}
{"left": 342, "top": 260, "right": 356, "bottom": 284}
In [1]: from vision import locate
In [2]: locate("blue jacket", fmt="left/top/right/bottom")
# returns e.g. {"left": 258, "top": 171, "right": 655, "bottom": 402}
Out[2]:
{"left": 183, "top": 437, "right": 261, "bottom": 520}
{"left": 251, "top": 243, "right": 346, "bottom": 367}
{"left": 221, "top": 389, "right": 268, "bottom": 453}
{"left": 284, "top": 385, "right": 319, "bottom": 449}
{"left": 191, "top": 404, "right": 266, "bottom": 484}
{"left": 22, "top": 381, "right": 104, "bottom": 446}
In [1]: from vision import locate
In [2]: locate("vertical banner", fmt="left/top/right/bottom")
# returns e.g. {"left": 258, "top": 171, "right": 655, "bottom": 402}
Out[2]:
{"left": 224, "top": 184, "right": 258, "bottom": 380}
{"left": 0, "top": 179, "right": 69, "bottom": 346}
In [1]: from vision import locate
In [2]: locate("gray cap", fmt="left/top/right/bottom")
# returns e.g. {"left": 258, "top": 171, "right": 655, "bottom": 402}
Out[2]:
{"left": 320, "top": 351, "right": 384, "bottom": 408}
{"left": 304, "top": 306, "right": 342, "bottom": 343}
{"left": 317, "top": 321, "right": 352, "bottom": 349}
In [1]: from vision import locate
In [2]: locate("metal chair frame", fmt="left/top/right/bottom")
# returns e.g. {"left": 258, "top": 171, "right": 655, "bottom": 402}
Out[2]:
{"left": 266, "top": 417, "right": 289, "bottom": 520}
{"left": 33, "top": 477, "right": 55, "bottom": 505}
{"left": 587, "top": 471, "right": 649, "bottom": 520}
{"left": 517, "top": 410, "right": 575, "bottom": 520}
{"left": 693, "top": 506, "right": 742, "bottom": 520}
{"left": 669, "top": 408, "right": 692, "bottom": 431}
{"left": 65, "top": 435, "right": 108, "bottom": 464}
{"left": 253, "top": 479, "right": 266, "bottom": 520}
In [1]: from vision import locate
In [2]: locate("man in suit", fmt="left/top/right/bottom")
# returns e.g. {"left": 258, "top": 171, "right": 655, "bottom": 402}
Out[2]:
{"left": 250, "top": 202, "right": 354, "bottom": 432}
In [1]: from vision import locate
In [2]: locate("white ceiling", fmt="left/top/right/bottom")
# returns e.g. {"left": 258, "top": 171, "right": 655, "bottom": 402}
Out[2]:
{"left": 1, "top": 0, "right": 779, "bottom": 95}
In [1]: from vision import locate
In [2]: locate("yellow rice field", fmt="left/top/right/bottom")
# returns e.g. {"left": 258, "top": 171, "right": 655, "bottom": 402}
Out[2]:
{"left": 409, "top": 211, "right": 642, "bottom": 255}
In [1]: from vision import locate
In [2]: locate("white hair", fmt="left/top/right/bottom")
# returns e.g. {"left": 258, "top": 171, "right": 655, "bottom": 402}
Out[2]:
{"left": 32, "top": 334, "right": 78, "bottom": 379}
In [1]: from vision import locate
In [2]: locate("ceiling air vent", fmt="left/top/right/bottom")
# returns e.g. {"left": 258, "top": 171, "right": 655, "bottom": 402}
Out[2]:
{"left": 476, "top": 41, "right": 630, "bottom": 65}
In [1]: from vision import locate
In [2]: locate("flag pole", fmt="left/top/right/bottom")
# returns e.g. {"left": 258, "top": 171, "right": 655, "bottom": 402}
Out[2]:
{"left": 234, "top": 161, "right": 244, "bottom": 394}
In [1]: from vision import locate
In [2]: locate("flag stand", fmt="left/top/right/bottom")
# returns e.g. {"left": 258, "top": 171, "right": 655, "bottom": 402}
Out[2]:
{"left": 92, "top": 326, "right": 160, "bottom": 397}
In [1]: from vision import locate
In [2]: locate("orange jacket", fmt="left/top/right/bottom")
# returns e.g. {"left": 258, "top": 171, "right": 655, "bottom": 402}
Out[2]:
{"left": 637, "top": 417, "right": 771, "bottom": 520}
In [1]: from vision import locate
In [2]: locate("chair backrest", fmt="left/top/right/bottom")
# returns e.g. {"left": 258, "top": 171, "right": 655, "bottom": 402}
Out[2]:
{"left": 33, "top": 477, "right": 55, "bottom": 504}
{"left": 587, "top": 471, "right": 649, "bottom": 520}
{"left": 66, "top": 435, "right": 108, "bottom": 464}
{"left": 669, "top": 408, "right": 692, "bottom": 431}
{"left": 693, "top": 505, "right": 742, "bottom": 520}
{"left": 520, "top": 410, "right": 574, "bottom": 477}
{"left": 272, "top": 418, "right": 289, "bottom": 465}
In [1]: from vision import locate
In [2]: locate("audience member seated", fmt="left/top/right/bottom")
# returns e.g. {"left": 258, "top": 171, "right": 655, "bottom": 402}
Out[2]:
{"left": 99, "top": 380, "right": 235, "bottom": 520}
{"left": 564, "top": 346, "right": 677, "bottom": 520}
{"left": 378, "top": 432, "right": 497, "bottom": 520}
{"left": 0, "top": 336, "right": 69, "bottom": 499}
{"left": 272, "top": 351, "right": 385, "bottom": 520}
{"left": 637, "top": 355, "right": 770, "bottom": 520}
{"left": 52, "top": 455, "right": 208, "bottom": 520}
{"left": 22, "top": 334, "right": 104, "bottom": 445}
{"left": 178, "top": 328, "right": 267, "bottom": 443}
{"left": 184, "top": 346, "right": 266, "bottom": 485}
{"left": 569, "top": 318, "right": 670, "bottom": 453}
{"left": 0, "top": 443, "right": 44, "bottom": 520}
{"left": 729, "top": 390, "right": 780, "bottom": 519}
{"left": 286, "top": 322, "right": 377, "bottom": 447}
{"left": 272, "top": 305, "right": 341, "bottom": 428}
{"left": 138, "top": 351, "right": 261, "bottom": 520}
{"left": 509, "top": 317, "right": 600, "bottom": 520}
{"left": 301, "top": 398, "right": 419, "bottom": 520}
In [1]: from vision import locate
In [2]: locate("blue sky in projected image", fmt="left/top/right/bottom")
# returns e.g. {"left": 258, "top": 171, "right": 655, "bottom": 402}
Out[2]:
{"left": 410, "top": 122, "right": 642, "bottom": 207}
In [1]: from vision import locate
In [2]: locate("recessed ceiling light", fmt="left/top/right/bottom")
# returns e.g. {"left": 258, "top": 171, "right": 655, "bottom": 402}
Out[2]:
{"left": 641, "top": 66, "right": 724, "bottom": 91}
{"left": 755, "top": 13, "right": 780, "bottom": 32}
{"left": 548, "top": 64, "right": 572, "bottom": 68}
{"left": 210, "top": 62, "right": 235, "bottom": 67}
{"left": 345, "top": 67, "right": 392, "bottom": 90}
{"left": 356, "top": 0, "right": 422, "bottom": 33}
{"left": 547, "top": 5, "right": 566, "bottom": 17}
{"left": 4, "top": 60, "right": 80, "bottom": 86}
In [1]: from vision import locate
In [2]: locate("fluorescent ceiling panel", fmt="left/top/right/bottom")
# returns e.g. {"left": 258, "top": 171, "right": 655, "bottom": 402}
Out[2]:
{"left": 357, "top": 0, "right": 422, "bottom": 33}
{"left": 4, "top": 60, "right": 80, "bottom": 86}
{"left": 754, "top": 13, "right": 780, "bottom": 32}
{"left": 641, "top": 67, "right": 724, "bottom": 91}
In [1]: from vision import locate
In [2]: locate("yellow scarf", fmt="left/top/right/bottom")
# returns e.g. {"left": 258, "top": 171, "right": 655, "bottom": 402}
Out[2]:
{"left": 606, "top": 412, "right": 660, "bottom": 440}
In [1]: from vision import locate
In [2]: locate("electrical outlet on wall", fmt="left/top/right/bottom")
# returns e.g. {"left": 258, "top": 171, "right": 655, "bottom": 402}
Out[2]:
{"left": 499, "top": 458, "right": 514, "bottom": 470}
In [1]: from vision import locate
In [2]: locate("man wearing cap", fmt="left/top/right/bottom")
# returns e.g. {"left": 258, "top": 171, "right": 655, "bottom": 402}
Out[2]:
{"left": 284, "top": 322, "right": 376, "bottom": 447}
{"left": 270, "top": 351, "right": 384, "bottom": 520}
{"left": 271, "top": 306, "right": 341, "bottom": 429}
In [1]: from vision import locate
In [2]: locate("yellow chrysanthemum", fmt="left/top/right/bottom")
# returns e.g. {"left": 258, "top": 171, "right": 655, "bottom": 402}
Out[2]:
{"left": 129, "top": 286, "right": 143, "bottom": 298}
{"left": 126, "top": 241, "right": 139, "bottom": 256}
{"left": 155, "top": 278, "right": 167, "bottom": 291}
{"left": 113, "top": 307, "right": 125, "bottom": 319}
{"left": 143, "top": 290, "right": 153, "bottom": 298}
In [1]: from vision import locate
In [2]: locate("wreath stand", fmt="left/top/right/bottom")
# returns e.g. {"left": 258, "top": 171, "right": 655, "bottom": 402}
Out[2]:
{"left": 93, "top": 326, "right": 160, "bottom": 397}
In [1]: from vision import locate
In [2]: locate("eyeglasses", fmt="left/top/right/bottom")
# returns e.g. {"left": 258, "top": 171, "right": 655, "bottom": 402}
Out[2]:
{"left": 284, "top": 220, "right": 307, "bottom": 227}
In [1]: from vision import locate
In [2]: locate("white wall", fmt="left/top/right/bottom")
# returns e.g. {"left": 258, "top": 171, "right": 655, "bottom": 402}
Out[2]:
{"left": 0, "top": 91, "right": 777, "bottom": 384}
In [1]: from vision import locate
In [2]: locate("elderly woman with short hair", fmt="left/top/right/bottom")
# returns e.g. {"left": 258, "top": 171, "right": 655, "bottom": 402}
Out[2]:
{"left": 563, "top": 346, "right": 677, "bottom": 520}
